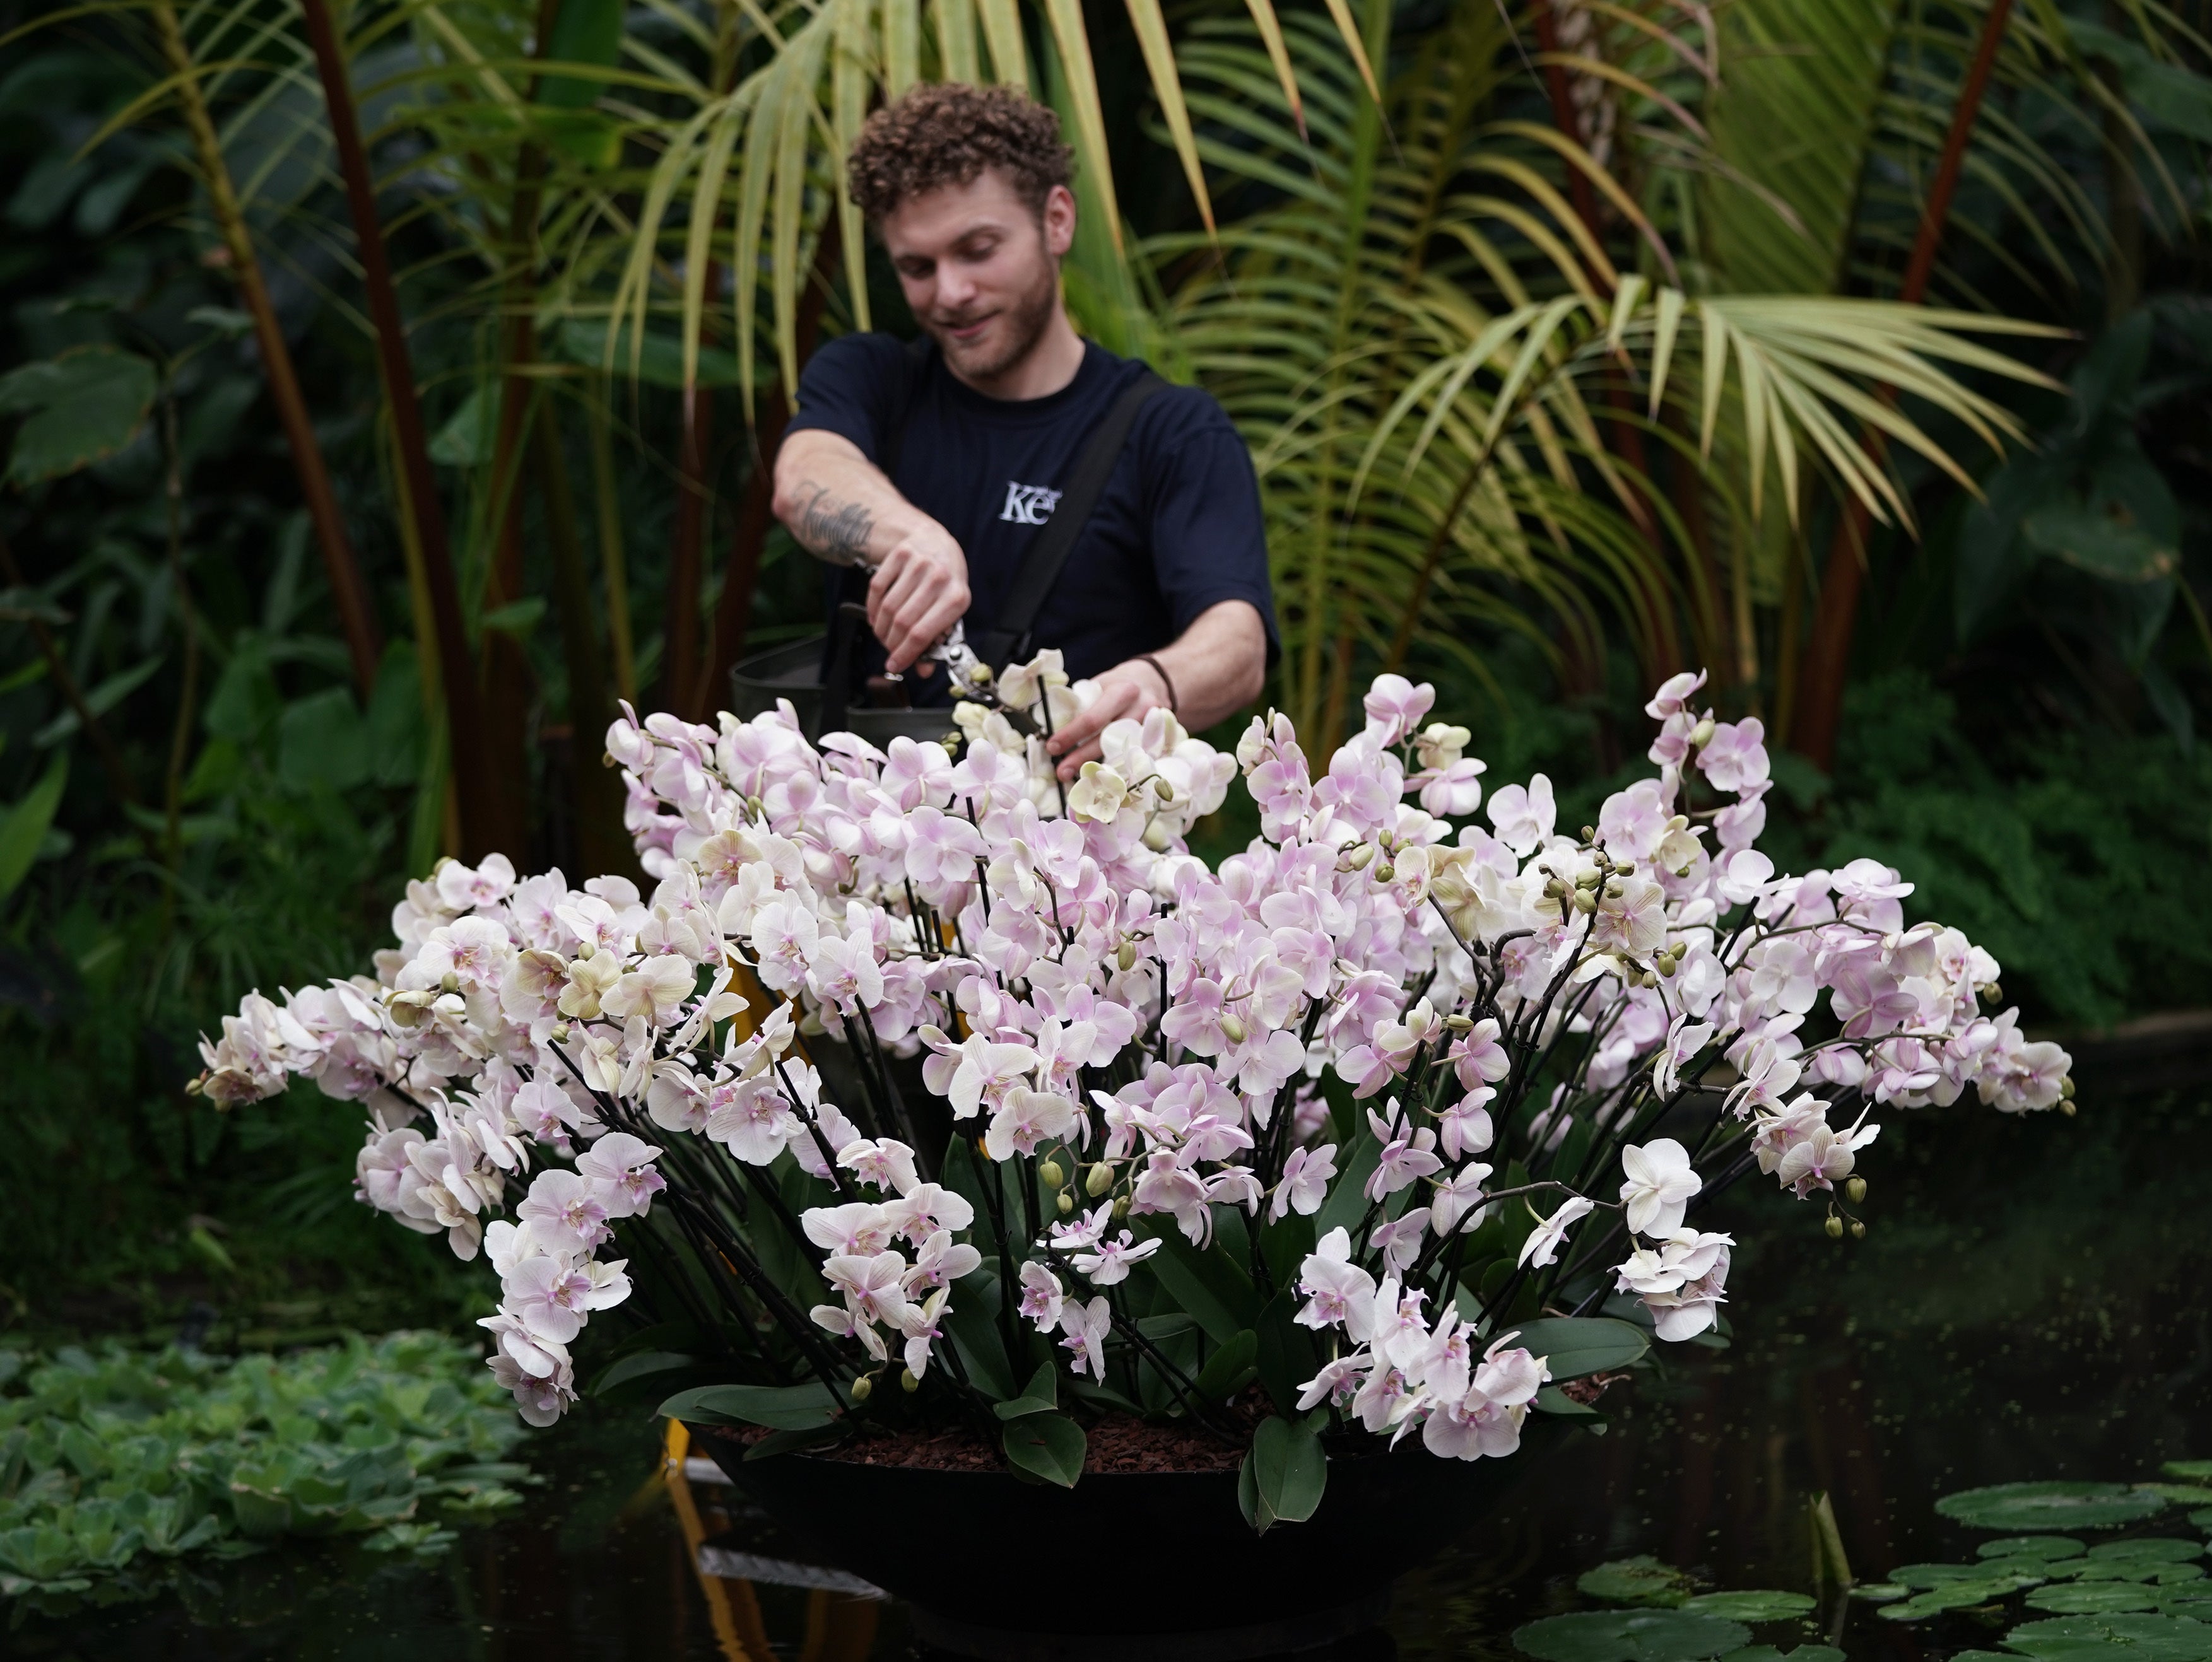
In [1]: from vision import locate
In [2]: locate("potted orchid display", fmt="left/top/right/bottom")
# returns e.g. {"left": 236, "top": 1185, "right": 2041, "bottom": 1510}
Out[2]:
{"left": 192, "top": 653, "right": 2071, "bottom": 1644}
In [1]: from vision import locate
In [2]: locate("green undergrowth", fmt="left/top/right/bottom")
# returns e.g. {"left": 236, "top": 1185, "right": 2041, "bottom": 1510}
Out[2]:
{"left": 1519, "top": 1465, "right": 2212, "bottom": 1662}
{"left": 0, "top": 1330, "right": 536, "bottom": 1617}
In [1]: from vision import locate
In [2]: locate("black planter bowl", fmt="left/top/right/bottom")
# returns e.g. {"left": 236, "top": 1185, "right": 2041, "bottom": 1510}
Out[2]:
{"left": 700, "top": 1422, "right": 1565, "bottom": 1662}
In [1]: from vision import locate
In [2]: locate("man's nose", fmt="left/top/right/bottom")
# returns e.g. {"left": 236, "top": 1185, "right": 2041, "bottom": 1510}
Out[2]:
{"left": 935, "top": 265, "right": 977, "bottom": 312}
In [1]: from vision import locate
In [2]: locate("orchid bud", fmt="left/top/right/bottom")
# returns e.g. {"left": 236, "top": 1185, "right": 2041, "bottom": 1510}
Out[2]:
{"left": 1143, "top": 821, "right": 1174, "bottom": 852}
{"left": 1604, "top": 879, "right": 1624, "bottom": 899}
{"left": 1111, "top": 1196, "right": 1130, "bottom": 1222}
{"left": 1657, "top": 954, "right": 1678, "bottom": 978}
{"left": 1845, "top": 1176, "right": 1867, "bottom": 1204}
{"left": 1220, "top": 1012, "right": 1247, "bottom": 1044}
{"left": 901, "top": 1367, "right": 920, "bottom": 1393}
{"left": 1690, "top": 716, "right": 1715, "bottom": 747}
{"left": 1117, "top": 941, "right": 1138, "bottom": 972}
{"left": 551, "top": 1021, "right": 571, "bottom": 1042}
{"left": 1572, "top": 889, "right": 1597, "bottom": 916}
{"left": 1444, "top": 1013, "right": 1474, "bottom": 1033}
{"left": 1057, "top": 1191, "right": 1074, "bottom": 1215}
{"left": 1825, "top": 1214, "right": 1845, "bottom": 1240}
{"left": 1580, "top": 826, "right": 1596, "bottom": 843}
{"left": 1346, "top": 843, "right": 1377, "bottom": 871}
{"left": 940, "top": 732, "right": 963, "bottom": 752}
{"left": 850, "top": 1374, "right": 874, "bottom": 1402}
{"left": 440, "top": 972, "right": 460, "bottom": 993}
{"left": 1038, "top": 1159, "right": 1065, "bottom": 1191}
{"left": 1849, "top": 1220, "right": 1866, "bottom": 1241}
{"left": 1978, "top": 981, "right": 2003, "bottom": 1004}
{"left": 1374, "top": 862, "right": 1395, "bottom": 883}
{"left": 2061, "top": 1099, "right": 2077, "bottom": 1117}
{"left": 1576, "top": 868, "right": 1601, "bottom": 889}
{"left": 2060, "top": 1076, "right": 2074, "bottom": 1100}
{"left": 1086, "top": 1162, "right": 1115, "bottom": 1197}
{"left": 971, "top": 662, "right": 994, "bottom": 682}
{"left": 745, "top": 795, "right": 765, "bottom": 819}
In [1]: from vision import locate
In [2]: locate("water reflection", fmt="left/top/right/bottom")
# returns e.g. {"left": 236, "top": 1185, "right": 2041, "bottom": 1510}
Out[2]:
{"left": 11, "top": 1091, "right": 2208, "bottom": 1660}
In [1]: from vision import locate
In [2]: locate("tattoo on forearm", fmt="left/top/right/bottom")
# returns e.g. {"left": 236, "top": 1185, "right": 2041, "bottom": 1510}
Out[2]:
{"left": 792, "top": 483, "right": 874, "bottom": 565}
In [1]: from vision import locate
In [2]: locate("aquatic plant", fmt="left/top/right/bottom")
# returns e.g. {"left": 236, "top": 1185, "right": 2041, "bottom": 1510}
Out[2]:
{"left": 0, "top": 1331, "right": 533, "bottom": 1603}
{"left": 193, "top": 660, "right": 2071, "bottom": 1519}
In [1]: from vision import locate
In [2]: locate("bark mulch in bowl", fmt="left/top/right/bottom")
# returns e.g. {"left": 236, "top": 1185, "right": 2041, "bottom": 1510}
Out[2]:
{"left": 715, "top": 1414, "right": 1248, "bottom": 1474}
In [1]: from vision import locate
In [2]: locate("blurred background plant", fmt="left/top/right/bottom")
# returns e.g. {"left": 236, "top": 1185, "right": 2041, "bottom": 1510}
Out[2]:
{"left": 0, "top": 0, "right": 2205, "bottom": 1340}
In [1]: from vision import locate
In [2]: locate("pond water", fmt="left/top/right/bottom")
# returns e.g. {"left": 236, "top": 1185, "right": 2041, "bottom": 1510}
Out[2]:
{"left": 15, "top": 1088, "right": 2210, "bottom": 1661}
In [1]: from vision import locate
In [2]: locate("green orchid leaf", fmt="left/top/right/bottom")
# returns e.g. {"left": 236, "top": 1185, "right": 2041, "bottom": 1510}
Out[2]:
{"left": 1001, "top": 1411, "right": 1085, "bottom": 1489}
{"left": 1510, "top": 1318, "right": 1650, "bottom": 1382}
{"left": 656, "top": 1381, "right": 841, "bottom": 1431}
{"left": 1238, "top": 1413, "right": 1325, "bottom": 1534}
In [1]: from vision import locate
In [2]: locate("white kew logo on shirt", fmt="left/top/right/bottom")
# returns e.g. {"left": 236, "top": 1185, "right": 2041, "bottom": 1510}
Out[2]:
{"left": 1000, "top": 481, "right": 1063, "bottom": 526}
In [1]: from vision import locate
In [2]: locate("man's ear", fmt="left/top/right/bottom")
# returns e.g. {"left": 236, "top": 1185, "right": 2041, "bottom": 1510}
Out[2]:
{"left": 1042, "top": 183, "right": 1078, "bottom": 259}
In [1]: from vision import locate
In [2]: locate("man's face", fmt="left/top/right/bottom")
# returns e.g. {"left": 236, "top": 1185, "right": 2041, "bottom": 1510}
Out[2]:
{"left": 880, "top": 168, "right": 1074, "bottom": 387}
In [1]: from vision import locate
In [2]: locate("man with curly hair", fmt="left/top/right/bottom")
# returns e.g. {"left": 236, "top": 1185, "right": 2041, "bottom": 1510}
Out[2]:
{"left": 772, "top": 83, "right": 1275, "bottom": 778}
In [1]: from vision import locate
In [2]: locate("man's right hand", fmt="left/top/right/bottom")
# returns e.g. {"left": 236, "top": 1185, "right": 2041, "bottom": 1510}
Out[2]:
{"left": 868, "top": 527, "right": 970, "bottom": 677}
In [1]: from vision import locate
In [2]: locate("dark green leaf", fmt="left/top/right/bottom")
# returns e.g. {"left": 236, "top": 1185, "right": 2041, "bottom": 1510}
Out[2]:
{"left": 656, "top": 1381, "right": 840, "bottom": 1430}
{"left": 1937, "top": 1483, "right": 2169, "bottom": 1532}
{"left": 2003, "top": 1614, "right": 2212, "bottom": 1661}
{"left": 1984, "top": 1538, "right": 2090, "bottom": 1562}
{"left": 277, "top": 688, "right": 372, "bottom": 793}
{"left": 742, "top": 1423, "right": 847, "bottom": 1461}
{"left": 2031, "top": 1586, "right": 2165, "bottom": 1615}
{"left": 1511, "top": 1317, "right": 1650, "bottom": 1381}
{"left": 1191, "top": 1329, "right": 1259, "bottom": 1404}
{"left": 1255, "top": 1289, "right": 1319, "bottom": 1419}
{"left": 1578, "top": 1556, "right": 1691, "bottom": 1606}
{"left": 0, "top": 751, "right": 67, "bottom": 903}
{"left": 1513, "top": 1610, "right": 1751, "bottom": 1662}
{"left": 1897, "top": 1561, "right": 2029, "bottom": 1587}
{"left": 2090, "top": 1542, "right": 2204, "bottom": 1565}
{"left": 587, "top": 1351, "right": 697, "bottom": 1396}
{"left": 1139, "top": 1221, "right": 1259, "bottom": 1345}
{"left": 538, "top": 0, "right": 624, "bottom": 107}
{"left": 1001, "top": 1412, "right": 1084, "bottom": 1488}
{"left": 1720, "top": 1649, "right": 1844, "bottom": 1662}
{"left": 1238, "top": 1414, "right": 1325, "bottom": 1533}
{"left": 1681, "top": 1592, "right": 1816, "bottom": 1621}
{"left": 992, "top": 1361, "right": 1060, "bottom": 1420}
{"left": 2023, "top": 498, "right": 2177, "bottom": 583}
{"left": 0, "top": 347, "right": 155, "bottom": 483}
{"left": 556, "top": 320, "right": 745, "bottom": 389}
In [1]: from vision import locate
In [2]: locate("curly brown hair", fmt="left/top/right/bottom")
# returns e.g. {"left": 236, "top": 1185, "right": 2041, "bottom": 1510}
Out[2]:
{"left": 846, "top": 83, "right": 1074, "bottom": 221}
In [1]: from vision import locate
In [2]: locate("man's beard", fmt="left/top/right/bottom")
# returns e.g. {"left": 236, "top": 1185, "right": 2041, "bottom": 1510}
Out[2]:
{"left": 927, "top": 255, "right": 1058, "bottom": 384}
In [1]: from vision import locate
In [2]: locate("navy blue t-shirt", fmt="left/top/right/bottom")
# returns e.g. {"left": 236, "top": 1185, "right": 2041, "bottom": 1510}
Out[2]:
{"left": 784, "top": 334, "right": 1278, "bottom": 695}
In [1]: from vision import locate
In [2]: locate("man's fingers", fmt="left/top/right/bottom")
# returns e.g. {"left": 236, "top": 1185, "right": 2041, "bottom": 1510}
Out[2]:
{"left": 880, "top": 570, "right": 948, "bottom": 671}
{"left": 1055, "top": 734, "right": 1107, "bottom": 779}
{"left": 1048, "top": 682, "right": 1136, "bottom": 759}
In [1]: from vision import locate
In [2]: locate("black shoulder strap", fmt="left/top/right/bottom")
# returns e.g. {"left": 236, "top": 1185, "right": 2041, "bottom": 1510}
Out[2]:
{"left": 972, "top": 370, "right": 1168, "bottom": 670}
{"left": 876, "top": 334, "right": 934, "bottom": 481}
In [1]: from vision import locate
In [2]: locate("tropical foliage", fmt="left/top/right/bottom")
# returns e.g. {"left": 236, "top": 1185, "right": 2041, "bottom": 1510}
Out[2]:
{"left": 0, "top": 0, "right": 2208, "bottom": 1344}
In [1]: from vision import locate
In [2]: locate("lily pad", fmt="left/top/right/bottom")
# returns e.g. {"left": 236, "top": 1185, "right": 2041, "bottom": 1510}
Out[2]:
{"left": 1514, "top": 1610, "right": 1752, "bottom": 1662}
{"left": 1939, "top": 1484, "right": 2171, "bottom": 1533}
{"left": 2003, "top": 1613, "right": 2212, "bottom": 1661}
{"left": 1719, "top": 1649, "right": 1842, "bottom": 1662}
{"left": 2164, "top": 1465, "right": 2212, "bottom": 1483}
{"left": 1850, "top": 1584, "right": 1911, "bottom": 1601}
{"left": 2091, "top": 1543, "right": 2206, "bottom": 1565}
{"left": 1580, "top": 1556, "right": 1694, "bottom": 1607}
{"left": 1880, "top": 1579, "right": 2028, "bottom": 1620}
{"left": 2192, "top": 1511, "right": 2212, "bottom": 1532}
{"left": 2031, "top": 1587, "right": 2167, "bottom": 1615}
{"left": 1988, "top": 1539, "right": 2092, "bottom": 1562}
{"left": 1898, "top": 1562, "right": 2032, "bottom": 1588}
{"left": 1682, "top": 1593, "right": 1817, "bottom": 1622}
{"left": 2153, "top": 1490, "right": 2212, "bottom": 1506}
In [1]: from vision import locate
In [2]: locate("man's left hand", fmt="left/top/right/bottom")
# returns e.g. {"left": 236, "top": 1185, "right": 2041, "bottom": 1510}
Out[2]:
{"left": 1044, "top": 659, "right": 1172, "bottom": 780}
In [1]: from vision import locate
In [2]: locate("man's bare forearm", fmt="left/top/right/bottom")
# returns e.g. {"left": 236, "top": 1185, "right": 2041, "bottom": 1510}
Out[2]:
{"left": 1150, "top": 599, "right": 1268, "bottom": 731}
{"left": 772, "top": 430, "right": 940, "bottom": 567}
{"left": 788, "top": 482, "right": 874, "bottom": 565}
